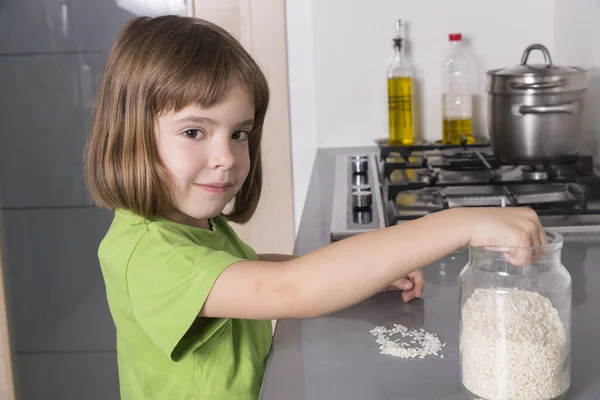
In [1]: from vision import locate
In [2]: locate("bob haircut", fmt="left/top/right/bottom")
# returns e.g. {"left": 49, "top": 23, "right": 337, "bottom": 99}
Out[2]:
{"left": 84, "top": 15, "right": 269, "bottom": 223}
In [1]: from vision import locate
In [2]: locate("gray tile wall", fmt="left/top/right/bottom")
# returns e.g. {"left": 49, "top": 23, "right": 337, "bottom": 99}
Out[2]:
{"left": 2, "top": 208, "right": 114, "bottom": 352}
{"left": 0, "top": 54, "right": 104, "bottom": 208}
{"left": 0, "top": 1, "right": 134, "bottom": 399}
{"left": 0, "top": 0, "right": 132, "bottom": 54}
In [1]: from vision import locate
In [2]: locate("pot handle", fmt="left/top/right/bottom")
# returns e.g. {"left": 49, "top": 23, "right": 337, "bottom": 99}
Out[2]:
{"left": 511, "top": 80, "right": 564, "bottom": 90}
{"left": 519, "top": 102, "right": 579, "bottom": 115}
{"left": 520, "top": 44, "right": 553, "bottom": 67}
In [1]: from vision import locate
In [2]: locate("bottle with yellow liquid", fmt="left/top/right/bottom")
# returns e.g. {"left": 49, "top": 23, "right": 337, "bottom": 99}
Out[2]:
{"left": 387, "top": 20, "right": 414, "bottom": 146}
{"left": 442, "top": 33, "right": 474, "bottom": 145}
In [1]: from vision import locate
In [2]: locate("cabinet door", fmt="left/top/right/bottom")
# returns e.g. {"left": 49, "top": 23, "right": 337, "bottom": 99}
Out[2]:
{"left": 16, "top": 353, "right": 119, "bottom": 400}
{"left": 0, "top": 53, "right": 105, "bottom": 208}
{"left": 0, "top": 0, "right": 134, "bottom": 54}
{"left": 1, "top": 208, "right": 115, "bottom": 352}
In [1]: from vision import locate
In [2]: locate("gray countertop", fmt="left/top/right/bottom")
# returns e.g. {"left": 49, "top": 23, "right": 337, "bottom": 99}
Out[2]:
{"left": 259, "top": 147, "right": 600, "bottom": 400}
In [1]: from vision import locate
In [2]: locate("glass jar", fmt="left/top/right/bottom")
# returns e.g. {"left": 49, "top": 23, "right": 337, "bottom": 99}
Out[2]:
{"left": 459, "top": 231, "right": 571, "bottom": 400}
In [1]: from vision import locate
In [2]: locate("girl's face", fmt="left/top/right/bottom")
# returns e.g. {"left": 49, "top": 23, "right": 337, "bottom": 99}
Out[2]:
{"left": 155, "top": 86, "right": 254, "bottom": 229}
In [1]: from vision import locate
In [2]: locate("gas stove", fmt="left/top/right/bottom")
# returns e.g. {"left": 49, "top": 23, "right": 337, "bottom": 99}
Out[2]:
{"left": 330, "top": 141, "right": 600, "bottom": 241}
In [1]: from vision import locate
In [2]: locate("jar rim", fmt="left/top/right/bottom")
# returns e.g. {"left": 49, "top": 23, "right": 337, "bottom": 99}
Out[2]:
{"left": 468, "top": 231, "right": 563, "bottom": 254}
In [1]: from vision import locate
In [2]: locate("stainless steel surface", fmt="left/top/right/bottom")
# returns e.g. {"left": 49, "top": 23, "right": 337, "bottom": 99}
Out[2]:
{"left": 512, "top": 80, "right": 564, "bottom": 90}
{"left": 439, "top": 184, "right": 577, "bottom": 208}
{"left": 521, "top": 165, "right": 556, "bottom": 180}
{"left": 350, "top": 155, "right": 368, "bottom": 174}
{"left": 487, "top": 44, "right": 589, "bottom": 95}
{"left": 486, "top": 44, "right": 589, "bottom": 164}
{"left": 330, "top": 154, "right": 385, "bottom": 241}
{"left": 519, "top": 101, "right": 580, "bottom": 115}
{"left": 352, "top": 173, "right": 369, "bottom": 186}
{"left": 351, "top": 187, "right": 372, "bottom": 209}
{"left": 487, "top": 90, "right": 585, "bottom": 164}
{"left": 330, "top": 143, "right": 600, "bottom": 241}
{"left": 521, "top": 43, "right": 554, "bottom": 67}
{"left": 261, "top": 147, "right": 600, "bottom": 400}
{"left": 352, "top": 209, "right": 373, "bottom": 224}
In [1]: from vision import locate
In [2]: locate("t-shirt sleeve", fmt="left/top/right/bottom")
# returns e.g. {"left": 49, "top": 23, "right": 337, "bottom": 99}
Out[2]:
{"left": 126, "top": 225, "right": 242, "bottom": 361}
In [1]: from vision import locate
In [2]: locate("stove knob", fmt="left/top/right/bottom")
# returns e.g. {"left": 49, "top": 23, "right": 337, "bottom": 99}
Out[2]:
{"left": 351, "top": 156, "right": 368, "bottom": 174}
{"left": 352, "top": 173, "right": 369, "bottom": 186}
{"left": 352, "top": 187, "right": 372, "bottom": 209}
{"left": 353, "top": 209, "right": 373, "bottom": 224}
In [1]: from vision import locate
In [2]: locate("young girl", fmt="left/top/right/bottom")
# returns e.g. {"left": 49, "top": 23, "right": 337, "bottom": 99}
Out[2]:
{"left": 85, "top": 15, "right": 547, "bottom": 400}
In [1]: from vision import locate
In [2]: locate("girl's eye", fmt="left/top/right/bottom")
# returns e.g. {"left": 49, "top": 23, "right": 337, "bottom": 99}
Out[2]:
{"left": 232, "top": 130, "right": 249, "bottom": 141}
{"left": 183, "top": 129, "right": 205, "bottom": 139}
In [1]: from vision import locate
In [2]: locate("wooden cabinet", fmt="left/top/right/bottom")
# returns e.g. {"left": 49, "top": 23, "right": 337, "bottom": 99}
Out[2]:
{"left": 0, "top": 211, "right": 17, "bottom": 400}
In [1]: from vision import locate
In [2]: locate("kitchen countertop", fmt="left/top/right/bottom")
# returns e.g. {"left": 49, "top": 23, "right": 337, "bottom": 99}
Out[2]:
{"left": 259, "top": 147, "right": 600, "bottom": 400}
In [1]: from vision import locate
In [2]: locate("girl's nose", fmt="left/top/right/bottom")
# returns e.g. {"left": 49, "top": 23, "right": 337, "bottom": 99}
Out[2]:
{"left": 208, "top": 138, "right": 236, "bottom": 170}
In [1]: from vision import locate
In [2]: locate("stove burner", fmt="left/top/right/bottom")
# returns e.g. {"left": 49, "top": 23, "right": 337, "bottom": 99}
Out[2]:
{"left": 416, "top": 169, "right": 432, "bottom": 184}
{"left": 440, "top": 148, "right": 494, "bottom": 161}
{"left": 522, "top": 165, "right": 558, "bottom": 181}
{"left": 332, "top": 148, "right": 600, "bottom": 242}
{"left": 415, "top": 165, "right": 439, "bottom": 184}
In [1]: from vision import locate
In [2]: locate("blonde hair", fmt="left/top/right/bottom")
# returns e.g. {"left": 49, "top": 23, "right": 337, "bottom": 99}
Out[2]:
{"left": 84, "top": 16, "right": 268, "bottom": 223}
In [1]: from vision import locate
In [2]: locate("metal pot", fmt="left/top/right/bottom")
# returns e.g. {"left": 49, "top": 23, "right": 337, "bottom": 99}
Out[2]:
{"left": 486, "top": 44, "right": 589, "bottom": 164}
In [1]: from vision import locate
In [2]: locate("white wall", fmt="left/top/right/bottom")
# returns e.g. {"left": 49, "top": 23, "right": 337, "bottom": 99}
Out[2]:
{"left": 554, "top": 0, "right": 600, "bottom": 157}
{"left": 287, "top": 0, "right": 600, "bottom": 231}
{"left": 308, "top": 0, "right": 554, "bottom": 147}
{"left": 286, "top": 0, "right": 317, "bottom": 232}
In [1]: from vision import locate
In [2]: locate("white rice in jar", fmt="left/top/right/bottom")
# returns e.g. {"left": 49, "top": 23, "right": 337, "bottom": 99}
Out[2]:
{"left": 460, "top": 288, "right": 568, "bottom": 400}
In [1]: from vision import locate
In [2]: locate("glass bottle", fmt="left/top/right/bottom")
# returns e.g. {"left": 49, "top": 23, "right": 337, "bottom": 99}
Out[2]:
{"left": 387, "top": 19, "right": 414, "bottom": 146}
{"left": 459, "top": 231, "right": 571, "bottom": 400}
{"left": 442, "top": 33, "right": 474, "bottom": 145}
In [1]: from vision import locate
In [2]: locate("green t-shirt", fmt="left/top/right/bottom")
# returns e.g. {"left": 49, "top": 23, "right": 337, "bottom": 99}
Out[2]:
{"left": 98, "top": 209, "right": 272, "bottom": 400}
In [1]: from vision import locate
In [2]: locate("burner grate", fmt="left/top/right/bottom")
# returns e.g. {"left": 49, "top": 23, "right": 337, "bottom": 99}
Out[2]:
{"left": 375, "top": 142, "right": 600, "bottom": 227}
{"left": 521, "top": 165, "right": 558, "bottom": 181}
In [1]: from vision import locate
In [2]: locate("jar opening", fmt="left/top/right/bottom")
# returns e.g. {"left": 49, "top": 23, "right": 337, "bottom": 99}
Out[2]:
{"left": 468, "top": 231, "right": 563, "bottom": 262}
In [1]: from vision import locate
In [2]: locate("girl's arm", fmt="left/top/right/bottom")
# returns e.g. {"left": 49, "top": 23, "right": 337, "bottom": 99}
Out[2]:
{"left": 201, "top": 207, "right": 545, "bottom": 320}
{"left": 258, "top": 253, "right": 423, "bottom": 302}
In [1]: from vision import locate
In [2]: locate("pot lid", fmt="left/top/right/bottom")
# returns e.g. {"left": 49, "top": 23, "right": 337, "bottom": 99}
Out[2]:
{"left": 486, "top": 44, "right": 589, "bottom": 94}
{"left": 489, "top": 44, "right": 584, "bottom": 77}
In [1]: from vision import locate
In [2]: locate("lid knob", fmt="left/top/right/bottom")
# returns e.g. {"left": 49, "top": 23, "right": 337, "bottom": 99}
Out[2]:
{"left": 520, "top": 44, "right": 554, "bottom": 68}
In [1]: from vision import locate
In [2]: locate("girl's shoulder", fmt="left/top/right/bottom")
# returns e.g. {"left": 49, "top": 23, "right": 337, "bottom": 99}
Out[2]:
{"left": 100, "top": 210, "right": 251, "bottom": 258}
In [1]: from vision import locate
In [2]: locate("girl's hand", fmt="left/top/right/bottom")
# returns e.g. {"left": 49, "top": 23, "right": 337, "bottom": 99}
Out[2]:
{"left": 383, "top": 270, "right": 424, "bottom": 303}
{"left": 460, "top": 207, "right": 548, "bottom": 266}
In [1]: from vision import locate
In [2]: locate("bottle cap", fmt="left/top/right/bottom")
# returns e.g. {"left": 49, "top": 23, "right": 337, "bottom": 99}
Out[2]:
{"left": 449, "top": 33, "right": 462, "bottom": 41}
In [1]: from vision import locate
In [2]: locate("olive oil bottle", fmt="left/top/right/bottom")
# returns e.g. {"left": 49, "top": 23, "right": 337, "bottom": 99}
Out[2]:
{"left": 387, "top": 20, "right": 414, "bottom": 146}
{"left": 442, "top": 33, "right": 474, "bottom": 145}
{"left": 443, "top": 116, "right": 473, "bottom": 145}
